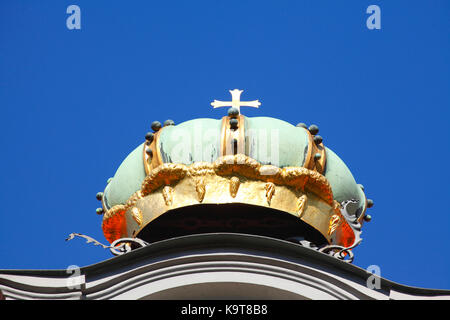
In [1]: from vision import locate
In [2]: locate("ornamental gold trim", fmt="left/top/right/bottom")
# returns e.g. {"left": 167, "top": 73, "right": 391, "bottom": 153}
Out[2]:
{"left": 303, "top": 128, "right": 326, "bottom": 174}
{"left": 328, "top": 213, "right": 341, "bottom": 236}
{"left": 131, "top": 207, "right": 143, "bottom": 226}
{"left": 296, "top": 194, "right": 307, "bottom": 218}
{"left": 265, "top": 182, "right": 275, "bottom": 205}
{"left": 229, "top": 177, "right": 240, "bottom": 198}
{"left": 102, "top": 190, "right": 143, "bottom": 242}
{"left": 103, "top": 190, "right": 142, "bottom": 220}
{"left": 143, "top": 127, "right": 165, "bottom": 176}
{"left": 162, "top": 186, "right": 174, "bottom": 206}
{"left": 195, "top": 177, "right": 206, "bottom": 203}
{"left": 102, "top": 154, "right": 339, "bottom": 242}
{"left": 220, "top": 115, "right": 246, "bottom": 156}
{"left": 137, "top": 154, "right": 334, "bottom": 204}
{"left": 102, "top": 154, "right": 354, "bottom": 246}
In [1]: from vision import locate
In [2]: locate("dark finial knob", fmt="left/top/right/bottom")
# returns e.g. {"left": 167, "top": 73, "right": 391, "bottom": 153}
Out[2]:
{"left": 296, "top": 123, "right": 308, "bottom": 129}
{"left": 367, "top": 199, "right": 374, "bottom": 208}
{"left": 363, "top": 214, "right": 372, "bottom": 222}
{"left": 229, "top": 118, "right": 239, "bottom": 129}
{"left": 164, "top": 119, "right": 175, "bottom": 126}
{"left": 146, "top": 148, "right": 153, "bottom": 157}
{"left": 228, "top": 107, "right": 239, "bottom": 118}
{"left": 145, "top": 132, "right": 154, "bottom": 143}
{"left": 96, "top": 192, "right": 103, "bottom": 201}
{"left": 308, "top": 124, "right": 319, "bottom": 135}
{"left": 151, "top": 121, "right": 162, "bottom": 132}
{"left": 96, "top": 208, "right": 104, "bottom": 215}
{"left": 314, "top": 153, "right": 322, "bottom": 161}
{"left": 313, "top": 135, "right": 323, "bottom": 145}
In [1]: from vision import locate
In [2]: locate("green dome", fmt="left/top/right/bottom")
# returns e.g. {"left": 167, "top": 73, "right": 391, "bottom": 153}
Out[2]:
{"left": 158, "top": 118, "right": 222, "bottom": 164}
{"left": 103, "top": 143, "right": 146, "bottom": 208}
{"left": 102, "top": 116, "right": 366, "bottom": 217}
{"left": 323, "top": 147, "right": 366, "bottom": 216}
{"left": 244, "top": 117, "right": 309, "bottom": 167}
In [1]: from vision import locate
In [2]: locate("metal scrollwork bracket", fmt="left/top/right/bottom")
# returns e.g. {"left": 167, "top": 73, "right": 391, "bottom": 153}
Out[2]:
{"left": 65, "top": 233, "right": 149, "bottom": 256}
{"left": 317, "top": 199, "right": 364, "bottom": 263}
{"left": 286, "top": 236, "right": 361, "bottom": 264}
{"left": 318, "top": 239, "right": 362, "bottom": 264}
{"left": 109, "top": 237, "right": 149, "bottom": 256}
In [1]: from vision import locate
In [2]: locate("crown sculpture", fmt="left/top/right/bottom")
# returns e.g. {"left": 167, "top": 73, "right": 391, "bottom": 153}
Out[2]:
{"left": 94, "top": 90, "right": 373, "bottom": 262}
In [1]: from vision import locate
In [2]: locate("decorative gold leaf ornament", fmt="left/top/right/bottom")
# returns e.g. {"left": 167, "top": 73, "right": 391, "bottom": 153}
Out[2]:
{"left": 229, "top": 177, "right": 240, "bottom": 198}
{"left": 296, "top": 194, "right": 308, "bottom": 217}
{"left": 195, "top": 177, "right": 206, "bottom": 203}
{"left": 162, "top": 186, "right": 174, "bottom": 206}
{"left": 265, "top": 182, "right": 275, "bottom": 205}
{"left": 328, "top": 214, "right": 341, "bottom": 236}
{"left": 131, "top": 207, "right": 143, "bottom": 226}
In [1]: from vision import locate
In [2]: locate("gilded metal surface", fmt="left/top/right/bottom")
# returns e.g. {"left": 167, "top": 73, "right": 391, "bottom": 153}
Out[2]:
{"left": 296, "top": 194, "right": 307, "bottom": 217}
{"left": 103, "top": 190, "right": 142, "bottom": 220}
{"left": 313, "top": 142, "right": 327, "bottom": 173}
{"left": 195, "top": 177, "right": 206, "bottom": 203}
{"left": 102, "top": 154, "right": 356, "bottom": 246}
{"left": 303, "top": 129, "right": 326, "bottom": 174}
{"left": 236, "top": 115, "right": 246, "bottom": 154}
{"left": 143, "top": 127, "right": 165, "bottom": 176}
{"left": 141, "top": 163, "right": 187, "bottom": 196}
{"left": 162, "top": 186, "right": 174, "bottom": 206}
{"left": 328, "top": 214, "right": 341, "bottom": 236}
{"left": 101, "top": 190, "right": 143, "bottom": 242}
{"left": 131, "top": 207, "right": 143, "bottom": 226}
{"left": 220, "top": 116, "right": 228, "bottom": 156}
{"left": 333, "top": 200, "right": 341, "bottom": 210}
{"left": 303, "top": 129, "right": 314, "bottom": 171}
{"left": 229, "top": 176, "right": 240, "bottom": 198}
{"left": 220, "top": 115, "right": 246, "bottom": 156}
{"left": 265, "top": 182, "right": 275, "bottom": 205}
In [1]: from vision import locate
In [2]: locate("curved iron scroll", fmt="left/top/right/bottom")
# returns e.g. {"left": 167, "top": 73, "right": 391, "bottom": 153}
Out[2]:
{"left": 286, "top": 199, "right": 364, "bottom": 264}
{"left": 318, "top": 239, "right": 362, "bottom": 263}
{"left": 65, "top": 233, "right": 149, "bottom": 256}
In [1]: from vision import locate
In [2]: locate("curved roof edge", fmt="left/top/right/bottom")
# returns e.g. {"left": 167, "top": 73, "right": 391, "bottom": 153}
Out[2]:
{"left": 0, "top": 233, "right": 449, "bottom": 300}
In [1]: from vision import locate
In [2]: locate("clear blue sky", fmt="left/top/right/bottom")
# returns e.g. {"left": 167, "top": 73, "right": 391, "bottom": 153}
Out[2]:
{"left": 1, "top": 1, "right": 449, "bottom": 290}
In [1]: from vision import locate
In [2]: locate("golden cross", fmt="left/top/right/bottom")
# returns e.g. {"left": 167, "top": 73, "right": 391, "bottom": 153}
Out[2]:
{"left": 211, "top": 89, "right": 261, "bottom": 114}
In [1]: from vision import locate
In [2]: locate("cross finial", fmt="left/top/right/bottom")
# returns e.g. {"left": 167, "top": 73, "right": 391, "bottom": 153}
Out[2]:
{"left": 211, "top": 89, "right": 261, "bottom": 114}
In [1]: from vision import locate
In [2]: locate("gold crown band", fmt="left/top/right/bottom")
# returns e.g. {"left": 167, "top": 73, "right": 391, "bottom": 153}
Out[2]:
{"left": 102, "top": 154, "right": 356, "bottom": 248}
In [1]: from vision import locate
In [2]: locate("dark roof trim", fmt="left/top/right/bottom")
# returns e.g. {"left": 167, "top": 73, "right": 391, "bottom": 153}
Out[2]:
{"left": 1, "top": 233, "right": 449, "bottom": 296}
